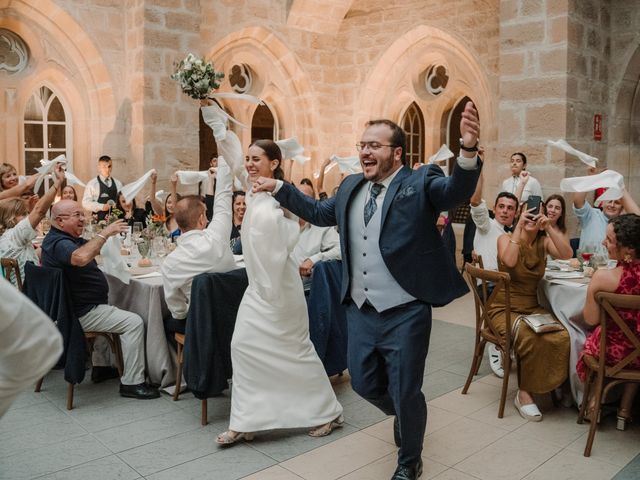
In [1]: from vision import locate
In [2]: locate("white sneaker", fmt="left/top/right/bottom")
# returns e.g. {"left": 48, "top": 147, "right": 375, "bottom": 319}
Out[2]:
{"left": 487, "top": 344, "right": 504, "bottom": 378}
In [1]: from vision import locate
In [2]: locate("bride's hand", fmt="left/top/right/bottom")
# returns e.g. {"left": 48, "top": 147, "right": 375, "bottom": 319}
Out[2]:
{"left": 252, "top": 177, "right": 277, "bottom": 193}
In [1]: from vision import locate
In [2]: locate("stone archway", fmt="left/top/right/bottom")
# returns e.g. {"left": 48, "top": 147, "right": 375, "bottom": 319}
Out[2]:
{"left": 0, "top": 0, "right": 116, "bottom": 180}
{"left": 206, "top": 26, "right": 320, "bottom": 180}
{"left": 355, "top": 25, "right": 495, "bottom": 163}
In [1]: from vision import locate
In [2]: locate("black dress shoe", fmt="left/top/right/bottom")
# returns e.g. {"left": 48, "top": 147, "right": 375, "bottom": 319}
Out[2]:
{"left": 393, "top": 416, "right": 401, "bottom": 447}
{"left": 391, "top": 459, "right": 423, "bottom": 480}
{"left": 119, "top": 382, "right": 160, "bottom": 399}
{"left": 91, "top": 366, "right": 120, "bottom": 383}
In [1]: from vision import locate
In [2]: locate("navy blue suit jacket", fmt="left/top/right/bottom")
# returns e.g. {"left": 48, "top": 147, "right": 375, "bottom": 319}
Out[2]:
{"left": 274, "top": 160, "right": 481, "bottom": 307}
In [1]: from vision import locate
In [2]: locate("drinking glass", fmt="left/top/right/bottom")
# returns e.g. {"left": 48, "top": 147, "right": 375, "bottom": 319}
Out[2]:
{"left": 152, "top": 237, "right": 166, "bottom": 258}
{"left": 132, "top": 222, "right": 143, "bottom": 242}
{"left": 137, "top": 239, "right": 150, "bottom": 259}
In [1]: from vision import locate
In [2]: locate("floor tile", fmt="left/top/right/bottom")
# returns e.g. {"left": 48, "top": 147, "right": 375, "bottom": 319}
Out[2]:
{"left": 35, "top": 455, "right": 141, "bottom": 480}
{"left": 614, "top": 453, "right": 640, "bottom": 480}
{"left": 466, "top": 392, "right": 528, "bottom": 432}
{"left": 513, "top": 406, "right": 588, "bottom": 448}
{"left": 421, "top": 417, "right": 507, "bottom": 467}
{"left": 339, "top": 452, "right": 448, "bottom": 480}
{"left": 147, "top": 444, "right": 275, "bottom": 480}
{"left": 117, "top": 419, "right": 227, "bottom": 476}
{"left": 454, "top": 430, "right": 561, "bottom": 480}
{"left": 565, "top": 421, "right": 640, "bottom": 467}
{"left": 428, "top": 382, "right": 503, "bottom": 416}
{"left": 422, "top": 370, "right": 468, "bottom": 402}
{"left": 0, "top": 401, "right": 68, "bottom": 433}
{"left": 341, "top": 398, "right": 388, "bottom": 429}
{"left": 523, "top": 449, "right": 621, "bottom": 480}
{"left": 5, "top": 389, "right": 51, "bottom": 411}
{"left": 241, "top": 465, "right": 303, "bottom": 479}
{"left": 0, "top": 434, "right": 111, "bottom": 480}
{"left": 432, "top": 469, "right": 480, "bottom": 480}
{"left": 280, "top": 431, "right": 396, "bottom": 480}
{"left": 94, "top": 408, "right": 202, "bottom": 452}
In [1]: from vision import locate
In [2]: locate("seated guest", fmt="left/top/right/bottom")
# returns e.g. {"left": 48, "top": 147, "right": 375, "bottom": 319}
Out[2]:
{"left": 291, "top": 180, "right": 341, "bottom": 288}
{"left": 0, "top": 163, "right": 38, "bottom": 200}
{"left": 115, "top": 191, "right": 152, "bottom": 228}
{"left": 231, "top": 190, "right": 246, "bottom": 242}
{"left": 82, "top": 155, "right": 123, "bottom": 221}
{"left": 543, "top": 194, "right": 571, "bottom": 259}
{"left": 167, "top": 173, "right": 182, "bottom": 239}
{"left": 0, "top": 164, "right": 65, "bottom": 284}
{"left": 572, "top": 167, "right": 639, "bottom": 252}
{"left": 42, "top": 200, "right": 159, "bottom": 399}
{"left": 577, "top": 214, "right": 640, "bottom": 429}
{"left": 488, "top": 205, "right": 571, "bottom": 421}
{"left": 161, "top": 159, "right": 237, "bottom": 334}
{"left": 501, "top": 152, "right": 543, "bottom": 202}
{"left": 60, "top": 183, "right": 78, "bottom": 201}
{"left": 469, "top": 169, "right": 518, "bottom": 378}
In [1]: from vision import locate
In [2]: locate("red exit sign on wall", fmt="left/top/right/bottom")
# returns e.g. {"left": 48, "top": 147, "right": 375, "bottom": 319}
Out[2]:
{"left": 594, "top": 113, "right": 603, "bottom": 141}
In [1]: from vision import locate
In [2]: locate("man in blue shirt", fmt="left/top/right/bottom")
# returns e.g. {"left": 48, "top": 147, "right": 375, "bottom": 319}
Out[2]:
{"left": 42, "top": 199, "right": 159, "bottom": 399}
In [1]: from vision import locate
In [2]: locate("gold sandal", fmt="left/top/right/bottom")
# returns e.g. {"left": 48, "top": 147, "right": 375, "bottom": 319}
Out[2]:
{"left": 216, "top": 430, "right": 255, "bottom": 446}
{"left": 308, "top": 415, "right": 344, "bottom": 437}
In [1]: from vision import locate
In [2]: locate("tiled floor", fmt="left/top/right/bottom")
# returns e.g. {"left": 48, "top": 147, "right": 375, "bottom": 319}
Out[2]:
{"left": 2, "top": 293, "right": 639, "bottom": 479}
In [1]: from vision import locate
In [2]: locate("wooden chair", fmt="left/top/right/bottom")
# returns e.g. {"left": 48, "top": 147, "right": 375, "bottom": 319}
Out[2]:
{"left": 35, "top": 332, "right": 124, "bottom": 410}
{"left": 462, "top": 262, "right": 513, "bottom": 418}
{"left": 1, "top": 257, "right": 23, "bottom": 291}
{"left": 173, "top": 332, "right": 208, "bottom": 425}
{"left": 577, "top": 292, "right": 640, "bottom": 457}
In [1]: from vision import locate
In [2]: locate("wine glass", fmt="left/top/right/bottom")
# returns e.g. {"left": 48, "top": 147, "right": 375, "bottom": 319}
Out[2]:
{"left": 152, "top": 237, "right": 166, "bottom": 258}
{"left": 137, "top": 239, "right": 150, "bottom": 259}
{"left": 580, "top": 244, "right": 596, "bottom": 268}
{"left": 132, "top": 222, "right": 143, "bottom": 242}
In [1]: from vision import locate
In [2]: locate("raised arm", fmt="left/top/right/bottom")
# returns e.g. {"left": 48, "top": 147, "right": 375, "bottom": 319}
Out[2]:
{"left": 68, "top": 220, "right": 129, "bottom": 267}
{"left": 621, "top": 188, "right": 640, "bottom": 215}
{"left": 316, "top": 157, "right": 331, "bottom": 197}
{"left": 513, "top": 171, "right": 529, "bottom": 203}
{"left": 573, "top": 166, "right": 599, "bottom": 209}
{"left": 206, "top": 159, "right": 232, "bottom": 245}
{"left": 28, "top": 165, "right": 65, "bottom": 229}
{"left": 0, "top": 175, "right": 38, "bottom": 200}
{"left": 541, "top": 215, "right": 572, "bottom": 259}
{"left": 148, "top": 171, "right": 163, "bottom": 215}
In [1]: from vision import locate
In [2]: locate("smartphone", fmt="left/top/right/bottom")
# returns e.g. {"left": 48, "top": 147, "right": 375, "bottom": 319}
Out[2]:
{"left": 526, "top": 195, "right": 542, "bottom": 216}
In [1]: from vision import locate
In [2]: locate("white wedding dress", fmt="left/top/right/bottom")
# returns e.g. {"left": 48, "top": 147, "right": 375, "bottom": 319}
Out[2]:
{"left": 228, "top": 190, "right": 343, "bottom": 432}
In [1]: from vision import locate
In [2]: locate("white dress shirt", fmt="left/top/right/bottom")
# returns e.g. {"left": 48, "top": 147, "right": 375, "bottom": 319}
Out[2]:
{"left": 291, "top": 223, "right": 341, "bottom": 267}
{"left": 470, "top": 199, "right": 508, "bottom": 272}
{"left": 161, "top": 162, "right": 238, "bottom": 320}
{"left": 82, "top": 175, "right": 124, "bottom": 213}
{"left": 0, "top": 277, "right": 63, "bottom": 417}
{"left": 501, "top": 174, "right": 543, "bottom": 201}
{"left": 0, "top": 217, "right": 39, "bottom": 285}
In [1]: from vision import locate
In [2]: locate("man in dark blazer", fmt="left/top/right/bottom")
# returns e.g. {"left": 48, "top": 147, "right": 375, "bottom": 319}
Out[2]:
{"left": 254, "top": 102, "right": 481, "bottom": 480}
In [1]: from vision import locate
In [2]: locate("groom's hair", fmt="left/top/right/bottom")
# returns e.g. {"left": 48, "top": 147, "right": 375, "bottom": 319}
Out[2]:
{"left": 174, "top": 195, "right": 205, "bottom": 232}
{"left": 365, "top": 119, "right": 407, "bottom": 165}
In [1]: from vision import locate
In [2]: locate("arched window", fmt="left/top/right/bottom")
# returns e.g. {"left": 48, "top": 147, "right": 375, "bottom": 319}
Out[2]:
{"left": 23, "top": 86, "right": 69, "bottom": 175}
{"left": 401, "top": 102, "right": 424, "bottom": 166}
{"left": 251, "top": 104, "right": 277, "bottom": 142}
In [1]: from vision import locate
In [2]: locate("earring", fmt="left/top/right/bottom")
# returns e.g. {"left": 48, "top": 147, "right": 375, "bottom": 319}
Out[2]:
{"left": 623, "top": 253, "right": 633, "bottom": 264}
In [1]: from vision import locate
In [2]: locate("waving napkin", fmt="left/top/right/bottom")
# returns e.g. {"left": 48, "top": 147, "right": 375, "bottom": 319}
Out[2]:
{"left": 65, "top": 171, "right": 86, "bottom": 188}
{"left": 201, "top": 93, "right": 263, "bottom": 142}
{"left": 100, "top": 235, "right": 131, "bottom": 284}
{"left": 429, "top": 144, "right": 454, "bottom": 164}
{"left": 548, "top": 139, "right": 598, "bottom": 168}
{"left": 34, "top": 154, "right": 67, "bottom": 192}
{"left": 331, "top": 155, "right": 362, "bottom": 174}
{"left": 202, "top": 103, "right": 248, "bottom": 184}
{"left": 155, "top": 189, "right": 168, "bottom": 203}
{"left": 121, "top": 169, "right": 156, "bottom": 203}
{"left": 275, "top": 137, "right": 310, "bottom": 165}
{"left": 560, "top": 169, "right": 624, "bottom": 203}
{"left": 176, "top": 170, "right": 209, "bottom": 185}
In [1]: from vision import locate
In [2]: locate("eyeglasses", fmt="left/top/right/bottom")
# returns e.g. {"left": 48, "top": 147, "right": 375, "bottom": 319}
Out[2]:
{"left": 56, "top": 212, "right": 84, "bottom": 219}
{"left": 355, "top": 142, "right": 397, "bottom": 152}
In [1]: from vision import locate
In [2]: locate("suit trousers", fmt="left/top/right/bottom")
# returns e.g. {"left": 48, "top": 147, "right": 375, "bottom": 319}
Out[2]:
{"left": 79, "top": 304, "right": 146, "bottom": 385}
{"left": 346, "top": 300, "right": 432, "bottom": 466}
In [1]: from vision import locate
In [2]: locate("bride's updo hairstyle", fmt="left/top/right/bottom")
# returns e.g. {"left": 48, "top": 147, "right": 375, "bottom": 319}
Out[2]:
{"left": 250, "top": 139, "right": 285, "bottom": 181}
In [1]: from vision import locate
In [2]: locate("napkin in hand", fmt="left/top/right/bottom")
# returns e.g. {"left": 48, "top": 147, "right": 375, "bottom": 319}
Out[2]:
{"left": 330, "top": 155, "right": 361, "bottom": 174}
{"left": 121, "top": 169, "right": 156, "bottom": 203}
{"left": 560, "top": 169, "right": 624, "bottom": 203}
{"left": 34, "top": 154, "right": 67, "bottom": 192}
{"left": 100, "top": 235, "right": 131, "bottom": 284}
{"left": 429, "top": 144, "right": 454, "bottom": 164}
{"left": 548, "top": 139, "right": 598, "bottom": 168}
{"left": 176, "top": 170, "right": 209, "bottom": 185}
{"left": 276, "top": 137, "right": 310, "bottom": 165}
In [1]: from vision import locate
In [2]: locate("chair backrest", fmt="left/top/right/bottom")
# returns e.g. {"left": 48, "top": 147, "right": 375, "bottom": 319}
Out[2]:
{"left": 595, "top": 292, "right": 640, "bottom": 376}
{"left": 464, "top": 262, "right": 512, "bottom": 349}
{"left": 1, "top": 257, "right": 23, "bottom": 291}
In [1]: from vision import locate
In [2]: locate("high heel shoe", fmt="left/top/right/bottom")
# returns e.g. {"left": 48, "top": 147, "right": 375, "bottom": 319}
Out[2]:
{"left": 617, "top": 409, "right": 632, "bottom": 431}
{"left": 216, "top": 430, "right": 255, "bottom": 446}
{"left": 308, "top": 415, "right": 344, "bottom": 437}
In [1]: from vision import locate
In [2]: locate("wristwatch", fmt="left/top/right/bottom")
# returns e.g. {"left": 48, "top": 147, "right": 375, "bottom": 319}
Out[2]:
{"left": 459, "top": 138, "right": 479, "bottom": 152}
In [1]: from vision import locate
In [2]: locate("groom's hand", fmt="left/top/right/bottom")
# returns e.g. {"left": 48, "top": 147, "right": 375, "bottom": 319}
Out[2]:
{"left": 252, "top": 177, "right": 277, "bottom": 193}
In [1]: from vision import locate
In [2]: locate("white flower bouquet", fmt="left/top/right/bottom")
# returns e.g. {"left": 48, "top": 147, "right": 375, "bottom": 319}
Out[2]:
{"left": 171, "top": 53, "right": 224, "bottom": 100}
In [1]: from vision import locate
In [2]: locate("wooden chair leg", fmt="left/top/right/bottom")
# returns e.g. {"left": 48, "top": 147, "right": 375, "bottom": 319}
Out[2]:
{"left": 34, "top": 377, "right": 44, "bottom": 393}
{"left": 584, "top": 372, "right": 605, "bottom": 457}
{"left": 462, "top": 339, "right": 485, "bottom": 394}
{"left": 66, "top": 383, "right": 75, "bottom": 410}
{"left": 201, "top": 399, "right": 208, "bottom": 426}
{"left": 173, "top": 342, "right": 183, "bottom": 402}
{"left": 114, "top": 334, "right": 124, "bottom": 377}
{"left": 498, "top": 352, "right": 512, "bottom": 419}
{"left": 577, "top": 369, "right": 594, "bottom": 424}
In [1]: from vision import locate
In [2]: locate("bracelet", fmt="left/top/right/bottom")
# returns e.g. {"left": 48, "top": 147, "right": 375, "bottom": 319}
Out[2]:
{"left": 509, "top": 239, "right": 520, "bottom": 246}
{"left": 96, "top": 233, "right": 108, "bottom": 242}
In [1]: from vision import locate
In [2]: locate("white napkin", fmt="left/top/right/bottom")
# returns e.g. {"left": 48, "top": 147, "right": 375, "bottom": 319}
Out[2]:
{"left": 548, "top": 139, "right": 598, "bottom": 168}
{"left": 548, "top": 278, "right": 588, "bottom": 287}
{"left": 100, "top": 236, "right": 131, "bottom": 284}
{"left": 120, "top": 169, "right": 156, "bottom": 203}
{"left": 176, "top": 170, "right": 209, "bottom": 185}
{"left": 132, "top": 271, "right": 162, "bottom": 279}
{"left": 330, "top": 155, "right": 361, "bottom": 174}
{"left": 155, "top": 189, "right": 168, "bottom": 203}
{"left": 65, "top": 171, "right": 86, "bottom": 188}
{"left": 560, "top": 170, "right": 624, "bottom": 203}
{"left": 429, "top": 144, "right": 454, "bottom": 164}
{"left": 34, "top": 154, "right": 67, "bottom": 192}
{"left": 275, "top": 137, "right": 310, "bottom": 164}
{"left": 201, "top": 93, "right": 263, "bottom": 142}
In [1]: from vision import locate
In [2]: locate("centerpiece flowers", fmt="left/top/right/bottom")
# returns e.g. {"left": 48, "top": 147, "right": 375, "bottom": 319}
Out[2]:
{"left": 171, "top": 53, "right": 224, "bottom": 100}
{"left": 144, "top": 213, "right": 167, "bottom": 239}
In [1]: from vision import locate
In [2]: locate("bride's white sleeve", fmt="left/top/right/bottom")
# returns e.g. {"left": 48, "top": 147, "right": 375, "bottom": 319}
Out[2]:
{"left": 248, "top": 197, "right": 299, "bottom": 302}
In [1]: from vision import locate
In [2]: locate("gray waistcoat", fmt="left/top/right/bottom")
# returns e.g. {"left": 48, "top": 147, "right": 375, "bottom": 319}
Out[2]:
{"left": 348, "top": 184, "right": 416, "bottom": 312}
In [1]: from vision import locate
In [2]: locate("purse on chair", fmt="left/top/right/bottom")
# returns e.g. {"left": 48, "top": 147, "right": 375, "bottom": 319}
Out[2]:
{"left": 512, "top": 313, "right": 564, "bottom": 343}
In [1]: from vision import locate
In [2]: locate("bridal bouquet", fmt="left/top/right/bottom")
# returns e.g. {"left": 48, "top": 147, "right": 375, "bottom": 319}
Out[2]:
{"left": 171, "top": 53, "right": 224, "bottom": 100}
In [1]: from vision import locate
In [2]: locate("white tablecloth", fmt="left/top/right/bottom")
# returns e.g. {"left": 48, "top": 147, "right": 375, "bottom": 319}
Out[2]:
{"left": 539, "top": 277, "right": 589, "bottom": 405}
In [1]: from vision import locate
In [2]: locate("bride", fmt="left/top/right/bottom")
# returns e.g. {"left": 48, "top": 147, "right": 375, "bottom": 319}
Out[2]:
{"left": 215, "top": 138, "right": 343, "bottom": 445}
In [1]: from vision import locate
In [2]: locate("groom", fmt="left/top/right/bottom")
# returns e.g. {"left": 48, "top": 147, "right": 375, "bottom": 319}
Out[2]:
{"left": 254, "top": 102, "right": 481, "bottom": 480}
